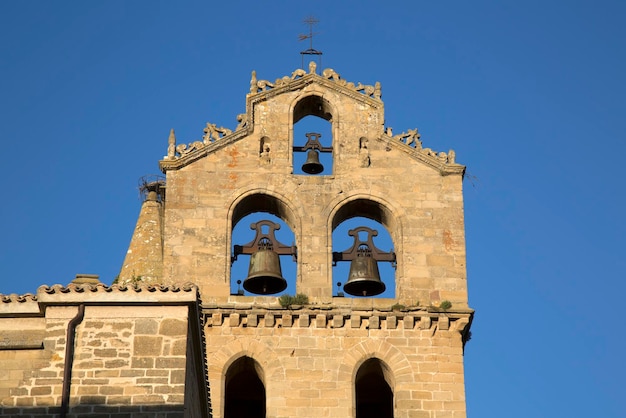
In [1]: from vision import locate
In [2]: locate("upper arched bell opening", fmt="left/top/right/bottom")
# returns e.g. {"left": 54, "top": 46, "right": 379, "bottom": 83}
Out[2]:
{"left": 292, "top": 95, "right": 334, "bottom": 175}
{"left": 293, "top": 95, "right": 333, "bottom": 123}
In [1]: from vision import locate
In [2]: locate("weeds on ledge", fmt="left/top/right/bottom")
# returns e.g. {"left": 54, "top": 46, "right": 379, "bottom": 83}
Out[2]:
{"left": 278, "top": 293, "right": 309, "bottom": 308}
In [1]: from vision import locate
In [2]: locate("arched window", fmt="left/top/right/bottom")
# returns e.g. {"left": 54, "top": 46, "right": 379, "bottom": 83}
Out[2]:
{"left": 224, "top": 356, "right": 265, "bottom": 418}
{"left": 230, "top": 194, "right": 297, "bottom": 296}
{"left": 332, "top": 198, "right": 397, "bottom": 298}
{"left": 292, "top": 95, "right": 333, "bottom": 175}
{"left": 332, "top": 217, "right": 395, "bottom": 298}
{"left": 355, "top": 358, "right": 394, "bottom": 418}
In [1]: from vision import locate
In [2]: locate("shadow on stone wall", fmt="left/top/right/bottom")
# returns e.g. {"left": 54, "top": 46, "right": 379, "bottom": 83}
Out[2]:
{"left": 0, "top": 404, "right": 189, "bottom": 418}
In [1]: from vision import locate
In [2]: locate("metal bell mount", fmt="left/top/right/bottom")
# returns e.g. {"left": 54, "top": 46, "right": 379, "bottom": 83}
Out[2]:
{"left": 332, "top": 226, "right": 396, "bottom": 297}
{"left": 232, "top": 220, "right": 297, "bottom": 295}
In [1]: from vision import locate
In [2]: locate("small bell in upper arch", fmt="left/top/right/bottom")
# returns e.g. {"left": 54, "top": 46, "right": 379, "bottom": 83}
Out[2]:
{"left": 301, "top": 149, "right": 324, "bottom": 174}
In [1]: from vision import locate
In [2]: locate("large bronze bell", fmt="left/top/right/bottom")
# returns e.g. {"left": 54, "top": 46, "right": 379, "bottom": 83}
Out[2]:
{"left": 343, "top": 251, "right": 386, "bottom": 297}
{"left": 243, "top": 248, "right": 288, "bottom": 295}
{"left": 301, "top": 149, "right": 324, "bottom": 174}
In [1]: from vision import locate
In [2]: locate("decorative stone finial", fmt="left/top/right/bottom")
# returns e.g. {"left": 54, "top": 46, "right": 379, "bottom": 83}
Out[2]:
{"left": 250, "top": 70, "right": 257, "bottom": 94}
{"left": 167, "top": 129, "right": 176, "bottom": 159}
{"left": 309, "top": 61, "right": 317, "bottom": 74}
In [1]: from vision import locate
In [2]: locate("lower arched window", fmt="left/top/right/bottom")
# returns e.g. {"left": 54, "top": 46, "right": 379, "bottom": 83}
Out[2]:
{"left": 355, "top": 358, "right": 393, "bottom": 418}
{"left": 225, "top": 356, "right": 265, "bottom": 418}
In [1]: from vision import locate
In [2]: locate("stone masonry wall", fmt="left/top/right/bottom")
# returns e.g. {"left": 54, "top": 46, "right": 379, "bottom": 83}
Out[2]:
{"left": 160, "top": 73, "right": 468, "bottom": 308}
{"left": 0, "top": 303, "right": 196, "bottom": 418}
{"left": 204, "top": 305, "right": 471, "bottom": 418}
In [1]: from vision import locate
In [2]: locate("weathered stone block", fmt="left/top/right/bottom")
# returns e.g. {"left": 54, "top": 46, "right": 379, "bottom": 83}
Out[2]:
{"left": 369, "top": 315, "right": 380, "bottom": 329}
{"left": 160, "top": 319, "right": 187, "bottom": 336}
{"left": 298, "top": 314, "right": 310, "bottom": 327}
{"left": 155, "top": 357, "right": 186, "bottom": 369}
{"left": 30, "top": 386, "right": 52, "bottom": 396}
{"left": 133, "top": 336, "right": 163, "bottom": 356}
{"left": 131, "top": 357, "right": 154, "bottom": 369}
{"left": 228, "top": 313, "right": 240, "bottom": 327}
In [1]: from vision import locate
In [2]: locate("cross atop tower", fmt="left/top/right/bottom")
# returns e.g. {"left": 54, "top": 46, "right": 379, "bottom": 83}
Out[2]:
{"left": 299, "top": 16, "right": 322, "bottom": 68}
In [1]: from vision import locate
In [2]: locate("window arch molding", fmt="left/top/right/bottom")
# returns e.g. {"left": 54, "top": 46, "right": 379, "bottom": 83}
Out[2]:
{"left": 210, "top": 339, "right": 286, "bottom": 418}
{"left": 338, "top": 340, "right": 414, "bottom": 418}
{"left": 291, "top": 93, "right": 336, "bottom": 124}
{"left": 338, "top": 339, "right": 414, "bottom": 385}
{"left": 229, "top": 190, "right": 301, "bottom": 229}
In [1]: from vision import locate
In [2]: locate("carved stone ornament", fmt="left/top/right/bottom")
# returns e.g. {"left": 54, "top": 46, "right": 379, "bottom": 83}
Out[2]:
{"left": 167, "top": 120, "right": 237, "bottom": 160}
{"left": 201, "top": 123, "right": 231, "bottom": 145}
{"left": 246, "top": 63, "right": 382, "bottom": 100}
{"left": 387, "top": 127, "right": 457, "bottom": 165}
{"left": 236, "top": 113, "right": 248, "bottom": 131}
{"left": 166, "top": 129, "right": 176, "bottom": 159}
{"left": 260, "top": 137, "right": 271, "bottom": 165}
{"left": 359, "top": 137, "right": 371, "bottom": 168}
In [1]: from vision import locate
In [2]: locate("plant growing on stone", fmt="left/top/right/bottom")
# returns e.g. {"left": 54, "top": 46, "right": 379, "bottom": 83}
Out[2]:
{"left": 278, "top": 293, "right": 309, "bottom": 308}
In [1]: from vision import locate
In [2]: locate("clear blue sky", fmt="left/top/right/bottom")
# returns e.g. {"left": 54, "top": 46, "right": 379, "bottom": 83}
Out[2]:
{"left": 1, "top": 1, "right": 624, "bottom": 417}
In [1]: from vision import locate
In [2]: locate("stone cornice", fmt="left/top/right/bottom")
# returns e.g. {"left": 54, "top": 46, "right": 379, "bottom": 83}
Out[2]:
{"left": 0, "top": 283, "right": 200, "bottom": 317}
{"left": 201, "top": 304, "right": 473, "bottom": 334}
{"left": 0, "top": 293, "right": 40, "bottom": 315}
{"left": 37, "top": 282, "right": 199, "bottom": 304}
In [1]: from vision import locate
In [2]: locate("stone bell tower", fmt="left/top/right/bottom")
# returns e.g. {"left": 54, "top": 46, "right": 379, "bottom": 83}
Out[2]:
{"left": 120, "top": 62, "right": 473, "bottom": 418}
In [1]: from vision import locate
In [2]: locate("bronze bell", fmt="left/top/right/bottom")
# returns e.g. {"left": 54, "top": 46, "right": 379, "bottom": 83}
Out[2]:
{"left": 243, "top": 248, "right": 287, "bottom": 295}
{"left": 343, "top": 252, "right": 386, "bottom": 297}
{"left": 302, "top": 149, "right": 324, "bottom": 174}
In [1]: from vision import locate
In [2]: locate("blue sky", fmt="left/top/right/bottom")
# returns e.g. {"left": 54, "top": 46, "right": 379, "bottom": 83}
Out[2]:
{"left": 1, "top": 1, "right": 625, "bottom": 417}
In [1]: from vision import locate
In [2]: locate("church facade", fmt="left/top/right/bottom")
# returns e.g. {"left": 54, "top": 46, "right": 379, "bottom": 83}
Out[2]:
{"left": 0, "top": 63, "right": 473, "bottom": 418}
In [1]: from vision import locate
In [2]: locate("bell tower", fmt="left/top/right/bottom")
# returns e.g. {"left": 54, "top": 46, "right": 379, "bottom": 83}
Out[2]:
{"left": 122, "top": 62, "right": 473, "bottom": 418}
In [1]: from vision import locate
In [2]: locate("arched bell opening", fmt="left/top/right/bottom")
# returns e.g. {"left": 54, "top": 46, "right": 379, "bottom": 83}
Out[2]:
{"left": 292, "top": 95, "right": 334, "bottom": 175}
{"left": 331, "top": 199, "right": 397, "bottom": 298}
{"left": 224, "top": 356, "right": 266, "bottom": 418}
{"left": 230, "top": 194, "right": 298, "bottom": 296}
{"left": 354, "top": 358, "right": 394, "bottom": 418}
